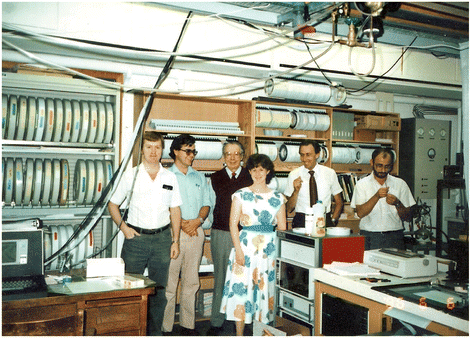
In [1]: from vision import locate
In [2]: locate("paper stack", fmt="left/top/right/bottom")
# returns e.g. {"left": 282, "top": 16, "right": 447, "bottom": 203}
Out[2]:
{"left": 323, "top": 261, "right": 381, "bottom": 276}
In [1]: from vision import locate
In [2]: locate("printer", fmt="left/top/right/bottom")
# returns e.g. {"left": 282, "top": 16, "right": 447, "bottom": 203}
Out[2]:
{"left": 364, "top": 248, "right": 437, "bottom": 278}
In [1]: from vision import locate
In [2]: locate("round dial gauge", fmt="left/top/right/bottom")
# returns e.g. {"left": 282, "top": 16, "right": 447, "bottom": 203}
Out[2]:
{"left": 417, "top": 127, "right": 425, "bottom": 136}
{"left": 428, "top": 148, "right": 436, "bottom": 159}
{"left": 429, "top": 128, "right": 436, "bottom": 136}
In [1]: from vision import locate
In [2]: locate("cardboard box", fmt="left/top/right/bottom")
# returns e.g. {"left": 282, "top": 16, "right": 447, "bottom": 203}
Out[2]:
{"left": 353, "top": 128, "right": 376, "bottom": 142}
{"left": 356, "top": 115, "right": 400, "bottom": 131}
{"left": 383, "top": 115, "right": 401, "bottom": 130}
{"left": 253, "top": 316, "right": 310, "bottom": 336}
{"left": 356, "top": 115, "right": 383, "bottom": 129}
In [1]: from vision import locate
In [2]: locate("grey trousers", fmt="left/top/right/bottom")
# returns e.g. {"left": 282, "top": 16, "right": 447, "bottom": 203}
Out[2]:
{"left": 209, "top": 229, "right": 234, "bottom": 327}
{"left": 120, "top": 227, "right": 172, "bottom": 336}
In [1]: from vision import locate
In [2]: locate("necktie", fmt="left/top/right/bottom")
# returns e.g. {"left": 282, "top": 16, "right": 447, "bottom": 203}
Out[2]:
{"left": 309, "top": 170, "right": 318, "bottom": 207}
{"left": 231, "top": 172, "right": 236, "bottom": 181}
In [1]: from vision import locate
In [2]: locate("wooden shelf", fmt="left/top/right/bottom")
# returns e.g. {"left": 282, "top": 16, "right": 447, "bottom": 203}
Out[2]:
{"left": 134, "top": 93, "right": 400, "bottom": 212}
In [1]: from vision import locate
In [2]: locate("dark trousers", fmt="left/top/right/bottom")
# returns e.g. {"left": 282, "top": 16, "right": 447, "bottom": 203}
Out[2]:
{"left": 209, "top": 229, "right": 234, "bottom": 328}
{"left": 292, "top": 212, "right": 334, "bottom": 228}
{"left": 360, "top": 230, "right": 405, "bottom": 251}
{"left": 121, "top": 226, "right": 172, "bottom": 335}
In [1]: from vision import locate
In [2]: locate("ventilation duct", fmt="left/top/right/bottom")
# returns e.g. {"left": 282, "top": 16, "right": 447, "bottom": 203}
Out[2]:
{"left": 412, "top": 105, "right": 458, "bottom": 118}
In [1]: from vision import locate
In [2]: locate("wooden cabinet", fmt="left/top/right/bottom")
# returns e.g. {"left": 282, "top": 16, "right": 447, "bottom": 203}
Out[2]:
{"left": 135, "top": 93, "right": 401, "bottom": 224}
{"left": 136, "top": 93, "right": 400, "bottom": 174}
{"left": 331, "top": 108, "right": 400, "bottom": 176}
{"left": 2, "top": 287, "right": 154, "bottom": 336}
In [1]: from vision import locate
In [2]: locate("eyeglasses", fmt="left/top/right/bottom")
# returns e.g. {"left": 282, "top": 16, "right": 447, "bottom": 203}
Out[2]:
{"left": 179, "top": 149, "right": 198, "bottom": 156}
{"left": 224, "top": 151, "right": 242, "bottom": 157}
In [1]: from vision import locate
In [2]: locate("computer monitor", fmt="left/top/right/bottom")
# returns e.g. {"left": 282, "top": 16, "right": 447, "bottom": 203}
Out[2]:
{"left": 2, "top": 228, "right": 44, "bottom": 279}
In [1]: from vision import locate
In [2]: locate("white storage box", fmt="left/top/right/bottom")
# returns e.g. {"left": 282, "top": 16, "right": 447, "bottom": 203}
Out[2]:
{"left": 86, "top": 258, "right": 125, "bottom": 278}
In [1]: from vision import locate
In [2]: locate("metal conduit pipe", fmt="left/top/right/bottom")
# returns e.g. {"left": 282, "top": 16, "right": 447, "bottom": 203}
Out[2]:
{"left": 2, "top": 50, "right": 463, "bottom": 109}
{"left": 354, "top": 92, "right": 462, "bottom": 109}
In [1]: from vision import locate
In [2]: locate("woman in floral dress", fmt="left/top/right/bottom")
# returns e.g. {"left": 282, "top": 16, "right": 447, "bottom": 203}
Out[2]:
{"left": 220, "top": 154, "right": 286, "bottom": 336}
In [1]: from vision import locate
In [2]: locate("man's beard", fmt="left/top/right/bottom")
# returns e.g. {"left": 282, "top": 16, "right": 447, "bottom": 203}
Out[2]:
{"left": 373, "top": 169, "right": 389, "bottom": 179}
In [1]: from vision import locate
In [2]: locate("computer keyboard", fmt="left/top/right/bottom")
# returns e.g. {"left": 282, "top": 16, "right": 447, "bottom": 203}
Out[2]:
{"left": 2, "top": 277, "right": 36, "bottom": 292}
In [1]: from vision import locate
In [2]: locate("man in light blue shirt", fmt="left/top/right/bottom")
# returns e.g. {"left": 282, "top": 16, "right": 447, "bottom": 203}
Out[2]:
{"left": 161, "top": 134, "right": 212, "bottom": 335}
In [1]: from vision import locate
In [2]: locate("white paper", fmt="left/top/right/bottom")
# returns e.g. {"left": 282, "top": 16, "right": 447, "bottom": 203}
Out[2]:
{"left": 324, "top": 262, "right": 381, "bottom": 276}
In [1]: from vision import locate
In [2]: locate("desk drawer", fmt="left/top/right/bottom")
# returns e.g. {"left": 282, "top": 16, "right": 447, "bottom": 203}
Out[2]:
{"left": 3, "top": 303, "right": 78, "bottom": 323}
{"left": 84, "top": 302, "right": 141, "bottom": 335}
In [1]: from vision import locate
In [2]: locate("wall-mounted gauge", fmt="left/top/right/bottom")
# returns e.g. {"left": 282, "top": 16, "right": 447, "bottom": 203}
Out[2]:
{"left": 428, "top": 148, "right": 436, "bottom": 159}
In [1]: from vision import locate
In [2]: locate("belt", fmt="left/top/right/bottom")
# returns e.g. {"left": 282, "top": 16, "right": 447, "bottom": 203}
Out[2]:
{"left": 127, "top": 223, "right": 170, "bottom": 235}
{"left": 361, "top": 229, "right": 403, "bottom": 235}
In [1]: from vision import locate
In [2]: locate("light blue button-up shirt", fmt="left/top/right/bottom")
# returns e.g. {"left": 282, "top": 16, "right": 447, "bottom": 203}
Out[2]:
{"left": 169, "top": 164, "right": 212, "bottom": 220}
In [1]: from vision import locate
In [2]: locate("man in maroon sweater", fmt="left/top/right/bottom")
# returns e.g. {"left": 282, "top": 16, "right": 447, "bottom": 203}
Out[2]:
{"left": 207, "top": 140, "right": 253, "bottom": 335}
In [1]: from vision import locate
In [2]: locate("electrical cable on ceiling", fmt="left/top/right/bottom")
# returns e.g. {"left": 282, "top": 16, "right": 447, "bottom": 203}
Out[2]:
{"left": 3, "top": 21, "right": 282, "bottom": 59}
{"left": 203, "top": 37, "right": 337, "bottom": 98}
{"left": 44, "top": 12, "right": 194, "bottom": 269}
{"left": 304, "top": 41, "right": 333, "bottom": 85}
{"left": 2, "top": 35, "right": 334, "bottom": 97}
{"left": 347, "top": 36, "right": 418, "bottom": 95}
{"left": 3, "top": 16, "right": 335, "bottom": 95}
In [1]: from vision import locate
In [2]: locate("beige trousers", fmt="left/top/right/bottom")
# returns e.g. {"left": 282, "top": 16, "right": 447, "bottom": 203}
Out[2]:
{"left": 161, "top": 226, "right": 205, "bottom": 331}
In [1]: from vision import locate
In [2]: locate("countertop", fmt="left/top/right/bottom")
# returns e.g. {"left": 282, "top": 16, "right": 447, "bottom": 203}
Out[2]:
{"left": 313, "top": 268, "right": 469, "bottom": 333}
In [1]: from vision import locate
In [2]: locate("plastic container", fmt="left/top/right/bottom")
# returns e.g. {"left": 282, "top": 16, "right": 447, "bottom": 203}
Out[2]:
{"left": 305, "top": 207, "right": 315, "bottom": 235}
{"left": 311, "top": 201, "right": 326, "bottom": 237}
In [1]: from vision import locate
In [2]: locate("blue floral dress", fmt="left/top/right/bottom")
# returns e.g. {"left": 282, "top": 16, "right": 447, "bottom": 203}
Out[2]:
{"left": 220, "top": 187, "right": 285, "bottom": 324}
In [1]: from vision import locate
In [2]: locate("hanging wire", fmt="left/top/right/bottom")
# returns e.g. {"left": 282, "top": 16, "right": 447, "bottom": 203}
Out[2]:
{"left": 44, "top": 11, "right": 194, "bottom": 269}
{"left": 348, "top": 18, "right": 376, "bottom": 78}
{"left": 304, "top": 41, "right": 333, "bottom": 85}
{"left": 347, "top": 36, "right": 418, "bottom": 95}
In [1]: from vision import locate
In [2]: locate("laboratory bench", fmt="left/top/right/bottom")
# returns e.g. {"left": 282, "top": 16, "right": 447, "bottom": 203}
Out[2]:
{"left": 313, "top": 268, "right": 468, "bottom": 336}
{"left": 2, "top": 272, "right": 155, "bottom": 336}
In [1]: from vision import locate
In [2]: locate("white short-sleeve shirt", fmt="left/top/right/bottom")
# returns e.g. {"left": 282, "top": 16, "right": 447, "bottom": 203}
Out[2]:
{"left": 350, "top": 173, "right": 416, "bottom": 232}
{"left": 284, "top": 164, "right": 343, "bottom": 213}
{"left": 110, "top": 163, "right": 182, "bottom": 229}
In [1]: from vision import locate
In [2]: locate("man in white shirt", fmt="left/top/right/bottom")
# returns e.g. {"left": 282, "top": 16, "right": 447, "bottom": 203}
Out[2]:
{"left": 285, "top": 140, "right": 343, "bottom": 228}
{"left": 108, "top": 131, "right": 182, "bottom": 335}
{"left": 351, "top": 147, "right": 415, "bottom": 250}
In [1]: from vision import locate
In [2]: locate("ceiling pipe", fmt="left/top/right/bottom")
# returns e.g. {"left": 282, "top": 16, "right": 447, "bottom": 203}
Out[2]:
{"left": 354, "top": 92, "right": 461, "bottom": 109}
{"left": 3, "top": 49, "right": 462, "bottom": 109}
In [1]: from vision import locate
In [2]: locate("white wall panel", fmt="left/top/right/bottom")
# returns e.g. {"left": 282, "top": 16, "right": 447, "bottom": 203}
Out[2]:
{"left": 403, "top": 51, "right": 461, "bottom": 83}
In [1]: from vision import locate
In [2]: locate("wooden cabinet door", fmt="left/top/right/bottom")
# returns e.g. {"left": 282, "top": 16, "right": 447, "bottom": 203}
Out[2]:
{"left": 2, "top": 303, "right": 83, "bottom": 336}
{"left": 84, "top": 297, "right": 144, "bottom": 335}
